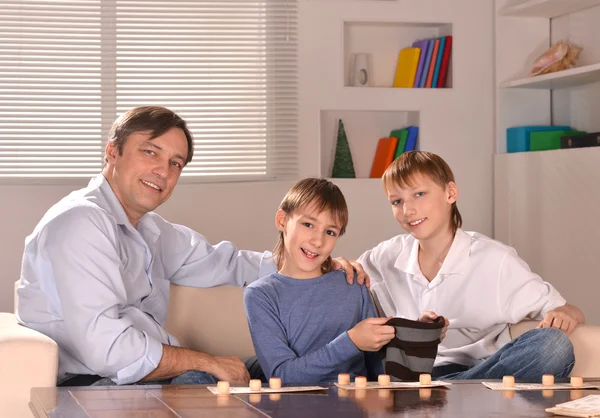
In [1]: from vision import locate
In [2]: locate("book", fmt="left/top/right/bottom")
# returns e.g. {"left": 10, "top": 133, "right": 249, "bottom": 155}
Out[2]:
{"left": 437, "top": 35, "right": 452, "bottom": 88}
{"left": 506, "top": 126, "right": 571, "bottom": 153}
{"left": 425, "top": 39, "right": 440, "bottom": 88}
{"left": 370, "top": 137, "right": 398, "bottom": 178}
{"left": 404, "top": 126, "right": 419, "bottom": 152}
{"left": 393, "top": 48, "right": 421, "bottom": 88}
{"left": 419, "top": 40, "right": 435, "bottom": 88}
{"left": 390, "top": 128, "right": 409, "bottom": 159}
{"left": 432, "top": 36, "right": 446, "bottom": 87}
{"left": 411, "top": 40, "right": 429, "bottom": 88}
{"left": 529, "top": 130, "right": 585, "bottom": 152}
{"left": 561, "top": 131, "right": 600, "bottom": 149}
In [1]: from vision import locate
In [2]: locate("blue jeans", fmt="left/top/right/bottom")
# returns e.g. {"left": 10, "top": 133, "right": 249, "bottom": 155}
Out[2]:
{"left": 91, "top": 357, "right": 264, "bottom": 386}
{"left": 433, "top": 328, "right": 574, "bottom": 382}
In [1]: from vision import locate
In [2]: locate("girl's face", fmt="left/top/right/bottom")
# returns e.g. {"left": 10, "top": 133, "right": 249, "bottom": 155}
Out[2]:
{"left": 386, "top": 173, "right": 458, "bottom": 243}
{"left": 275, "top": 203, "right": 342, "bottom": 279}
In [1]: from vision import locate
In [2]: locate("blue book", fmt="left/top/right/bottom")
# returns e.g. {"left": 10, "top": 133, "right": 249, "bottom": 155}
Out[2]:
{"left": 405, "top": 126, "right": 419, "bottom": 152}
{"left": 507, "top": 126, "right": 571, "bottom": 153}
{"left": 432, "top": 37, "right": 446, "bottom": 88}
{"left": 419, "top": 40, "right": 435, "bottom": 88}
{"left": 411, "top": 40, "right": 429, "bottom": 88}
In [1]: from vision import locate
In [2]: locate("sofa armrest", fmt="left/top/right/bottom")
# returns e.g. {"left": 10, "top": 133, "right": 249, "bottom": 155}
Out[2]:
{"left": 510, "top": 320, "right": 600, "bottom": 377}
{"left": 166, "top": 284, "right": 256, "bottom": 359}
{"left": 0, "top": 312, "right": 58, "bottom": 417}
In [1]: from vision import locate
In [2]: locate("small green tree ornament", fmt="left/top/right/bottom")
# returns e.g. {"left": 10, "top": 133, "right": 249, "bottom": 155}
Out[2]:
{"left": 331, "top": 119, "right": 356, "bottom": 178}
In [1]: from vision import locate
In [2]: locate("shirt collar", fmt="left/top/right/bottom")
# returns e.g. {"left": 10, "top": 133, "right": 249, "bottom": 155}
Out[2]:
{"left": 92, "top": 174, "right": 161, "bottom": 241}
{"left": 393, "top": 228, "right": 472, "bottom": 277}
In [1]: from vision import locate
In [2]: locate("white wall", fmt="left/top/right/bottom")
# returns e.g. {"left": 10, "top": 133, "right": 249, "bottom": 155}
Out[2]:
{"left": 0, "top": 0, "right": 495, "bottom": 313}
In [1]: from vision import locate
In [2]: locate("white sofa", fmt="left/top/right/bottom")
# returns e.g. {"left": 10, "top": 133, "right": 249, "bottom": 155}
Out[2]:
{"left": 3, "top": 284, "right": 600, "bottom": 418}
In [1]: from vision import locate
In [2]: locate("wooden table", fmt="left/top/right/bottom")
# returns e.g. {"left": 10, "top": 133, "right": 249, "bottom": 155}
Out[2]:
{"left": 30, "top": 381, "right": 600, "bottom": 417}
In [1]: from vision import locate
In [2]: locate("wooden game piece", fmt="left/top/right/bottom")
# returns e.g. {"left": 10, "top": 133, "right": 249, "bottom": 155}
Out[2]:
{"left": 338, "top": 373, "right": 350, "bottom": 385}
{"left": 542, "top": 389, "right": 554, "bottom": 398}
{"left": 570, "top": 376, "right": 583, "bottom": 388}
{"left": 217, "top": 381, "right": 230, "bottom": 394}
{"left": 419, "top": 388, "right": 432, "bottom": 400}
{"left": 249, "top": 393, "right": 262, "bottom": 403}
{"left": 269, "top": 377, "right": 282, "bottom": 390}
{"left": 378, "top": 389, "right": 391, "bottom": 399}
{"left": 269, "top": 393, "right": 282, "bottom": 402}
{"left": 354, "top": 376, "right": 367, "bottom": 388}
{"left": 419, "top": 374, "right": 432, "bottom": 385}
{"left": 355, "top": 389, "right": 367, "bottom": 400}
{"left": 249, "top": 379, "right": 262, "bottom": 391}
{"left": 502, "top": 375, "right": 515, "bottom": 387}
{"left": 378, "top": 374, "right": 391, "bottom": 386}
{"left": 542, "top": 374, "right": 554, "bottom": 386}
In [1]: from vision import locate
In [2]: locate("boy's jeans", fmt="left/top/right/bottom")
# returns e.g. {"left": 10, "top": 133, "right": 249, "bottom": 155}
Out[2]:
{"left": 433, "top": 328, "right": 575, "bottom": 382}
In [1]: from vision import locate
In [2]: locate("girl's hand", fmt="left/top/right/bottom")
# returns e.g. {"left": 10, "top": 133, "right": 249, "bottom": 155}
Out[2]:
{"left": 348, "top": 317, "right": 395, "bottom": 351}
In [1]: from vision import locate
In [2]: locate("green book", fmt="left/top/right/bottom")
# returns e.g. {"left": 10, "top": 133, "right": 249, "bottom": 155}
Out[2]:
{"left": 390, "top": 128, "right": 408, "bottom": 159}
{"left": 529, "top": 130, "right": 585, "bottom": 151}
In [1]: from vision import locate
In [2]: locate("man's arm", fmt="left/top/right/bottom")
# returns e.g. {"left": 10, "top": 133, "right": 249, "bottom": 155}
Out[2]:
{"left": 537, "top": 303, "right": 586, "bottom": 335}
{"left": 140, "top": 345, "right": 249, "bottom": 383}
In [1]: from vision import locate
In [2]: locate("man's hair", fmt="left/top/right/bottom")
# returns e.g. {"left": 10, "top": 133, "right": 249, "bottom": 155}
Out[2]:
{"left": 104, "top": 106, "right": 194, "bottom": 165}
{"left": 382, "top": 151, "right": 462, "bottom": 234}
{"left": 273, "top": 178, "right": 349, "bottom": 275}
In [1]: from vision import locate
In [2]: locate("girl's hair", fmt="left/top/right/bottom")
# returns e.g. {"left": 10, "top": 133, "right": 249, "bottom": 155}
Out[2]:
{"left": 273, "top": 178, "right": 348, "bottom": 274}
{"left": 382, "top": 151, "right": 462, "bottom": 234}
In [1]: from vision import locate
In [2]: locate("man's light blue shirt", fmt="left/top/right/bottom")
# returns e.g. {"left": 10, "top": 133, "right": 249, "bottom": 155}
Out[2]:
{"left": 17, "top": 174, "right": 275, "bottom": 385}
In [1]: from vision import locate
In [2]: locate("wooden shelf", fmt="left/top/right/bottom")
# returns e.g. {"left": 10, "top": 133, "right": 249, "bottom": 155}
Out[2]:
{"left": 499, "top": 0, "right": 600, "bottom": 19}
{"left": 500, "top": 63, "right": 600, "bottom": 89}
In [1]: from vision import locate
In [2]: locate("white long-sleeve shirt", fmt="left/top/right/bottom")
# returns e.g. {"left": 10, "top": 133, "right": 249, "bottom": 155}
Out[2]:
{"left": 17, "top": 174, "right": 275, "bottom": 384}
{"left": 358, "top": 229, "right": 566, "bottom": 367}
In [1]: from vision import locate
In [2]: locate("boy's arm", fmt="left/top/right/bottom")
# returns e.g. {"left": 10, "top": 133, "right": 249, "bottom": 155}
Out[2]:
{"left": 244, "top": 286, "right": 361, "bottom": 384}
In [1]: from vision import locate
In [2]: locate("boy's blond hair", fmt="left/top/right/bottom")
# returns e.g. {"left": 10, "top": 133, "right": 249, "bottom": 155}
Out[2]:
{"left": 273, "top": 178, "right": 348, "bottom": 274}
{"left": 382, "top": 151, "right": 462, "bottom": 234}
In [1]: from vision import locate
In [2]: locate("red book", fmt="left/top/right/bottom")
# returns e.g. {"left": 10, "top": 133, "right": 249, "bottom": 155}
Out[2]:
{"left": 437, "top": 35, "right": 453, "bottom": 88}
{"left": 370, "top": 137, "right": 398, "bottom": 178}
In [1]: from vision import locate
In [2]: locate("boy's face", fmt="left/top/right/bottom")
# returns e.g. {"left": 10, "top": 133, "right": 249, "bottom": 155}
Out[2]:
{"left": 386, "top": 173, "right": 458, "bottom": 242}
{"left": 275, "top": 204, "right": 342, "bottom": 279}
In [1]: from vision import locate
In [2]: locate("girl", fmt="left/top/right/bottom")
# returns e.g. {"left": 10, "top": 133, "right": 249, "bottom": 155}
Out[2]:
{"left": 244, "top": 178, "right": 395, "bottom": 384}
{"left": 358, "top": 151, "right": 585, "bottom": 382}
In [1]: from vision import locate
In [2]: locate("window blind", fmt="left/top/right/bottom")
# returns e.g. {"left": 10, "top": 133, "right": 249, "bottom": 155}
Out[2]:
{"left": 0, "top": 0, "right": 298, "bottom": 180}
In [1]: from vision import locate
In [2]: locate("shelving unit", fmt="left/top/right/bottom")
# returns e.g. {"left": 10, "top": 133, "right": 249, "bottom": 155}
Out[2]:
{"left": 498, "top": 0, "right": 600, "bottom": 18}
{"left": 343, "top": 21, "right": 452, "bottom": 88}
{"left": 320, "top": 109, "right": 419, "bottom": 179}
{"left": 494, "top": 0, "right": 600, "bottom": 322}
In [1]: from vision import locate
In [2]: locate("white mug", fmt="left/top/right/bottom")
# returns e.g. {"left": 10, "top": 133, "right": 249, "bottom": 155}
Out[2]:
{"left": 351, "top": 53, "right": 371, "bottom": 87}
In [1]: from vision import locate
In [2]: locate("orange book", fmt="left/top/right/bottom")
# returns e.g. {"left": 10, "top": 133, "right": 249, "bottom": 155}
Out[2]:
{"left": 425, "top": 39, "right": 440, "bottom": 88}
{"left": 370, "top": 137, "right": 398, "bottom": 178}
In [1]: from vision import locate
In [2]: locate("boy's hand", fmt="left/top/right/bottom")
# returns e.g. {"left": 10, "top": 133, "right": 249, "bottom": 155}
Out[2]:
{"left": 418, "top": 311, "right": 450, "bottom": 342}
{"left": 332, "top": 257, "right": 371, "bottom": 288}
{"left": 537, "top": 304, "right": 581, "bottom": 335}
{"left": 348, "top": 317, "right": 395, "bottom": 351}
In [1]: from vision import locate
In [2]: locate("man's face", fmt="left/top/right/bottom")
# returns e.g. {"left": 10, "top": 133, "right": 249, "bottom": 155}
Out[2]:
{"left": 103, "top": 127, "right": 188, "bottom": 226}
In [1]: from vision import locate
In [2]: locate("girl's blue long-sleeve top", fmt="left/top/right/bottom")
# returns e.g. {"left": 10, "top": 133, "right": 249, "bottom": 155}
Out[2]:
{"left": 244, "top": 269, "right": 383, "bottom": 384}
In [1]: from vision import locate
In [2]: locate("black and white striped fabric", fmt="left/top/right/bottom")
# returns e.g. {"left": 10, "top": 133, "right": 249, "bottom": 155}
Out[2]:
{"left": 379, "top": 316, "right": 445, "bottom": 381}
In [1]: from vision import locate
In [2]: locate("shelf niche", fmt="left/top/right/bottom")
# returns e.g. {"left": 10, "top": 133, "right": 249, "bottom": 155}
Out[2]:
{"left": 344, "top": 21, "right": 452, "bottom": 89}
{"left": 320, "top": 109, "right": 420, "bottom": 179}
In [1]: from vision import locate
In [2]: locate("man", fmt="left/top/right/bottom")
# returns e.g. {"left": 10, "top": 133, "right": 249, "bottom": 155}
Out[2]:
{"left": 17, "top": 106, "right": 367, "bottom": 386}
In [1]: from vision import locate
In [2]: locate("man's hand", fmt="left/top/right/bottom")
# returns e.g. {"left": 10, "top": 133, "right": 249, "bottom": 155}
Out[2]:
{"left": 332, "top": 257, "right": 370, "bottom": 288}
{"left": 210, "top": 356, "right": 251, "bottom": 383}
{"left": 418, "top": 311, "right": 450, "bottom": 342}
{"left": 348, "top": 317, "right": 395, "bottom": 351}
{"left": 537, "top": 304, "right": 584, "bottom": 335}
